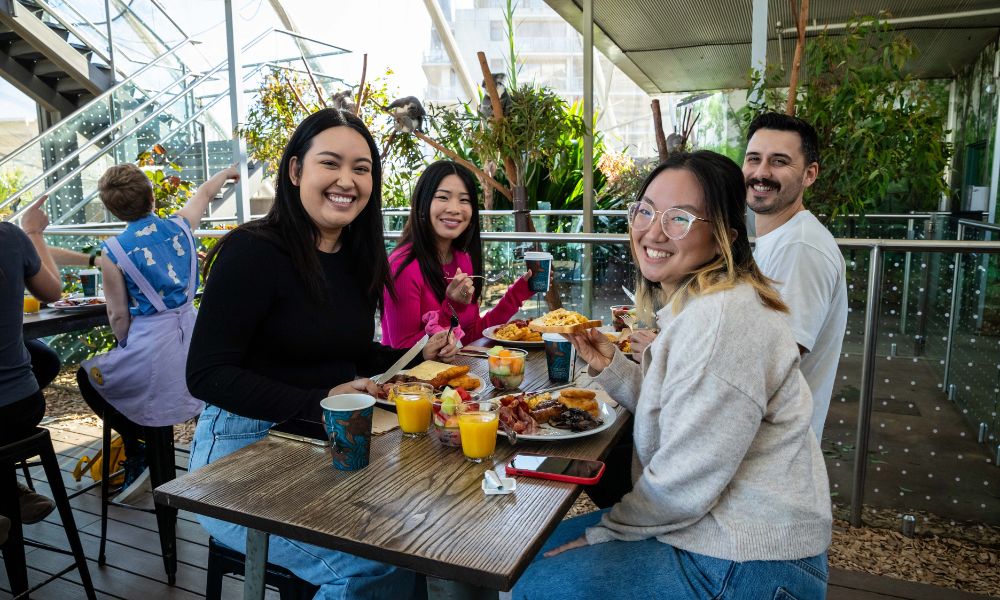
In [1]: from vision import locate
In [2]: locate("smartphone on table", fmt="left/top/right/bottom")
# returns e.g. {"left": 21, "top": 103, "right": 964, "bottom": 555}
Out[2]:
{"left": 505, "top": 453, "right": 605, "bottom": 485}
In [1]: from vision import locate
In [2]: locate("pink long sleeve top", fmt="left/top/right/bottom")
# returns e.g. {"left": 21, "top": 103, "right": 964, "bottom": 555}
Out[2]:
{"left": 381, "top": 245, "right": 534, "bottom": 348}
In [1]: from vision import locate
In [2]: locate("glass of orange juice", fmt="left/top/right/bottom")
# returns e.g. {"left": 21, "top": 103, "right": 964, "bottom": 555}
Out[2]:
{"left": 457, "top": 400, "right": 500, "bottom": 463}
{"left": 23, "top": 293, "right": 40, "bottom": 315}
{"left": 391, "top": 382, "right": 434, "bottom": 438}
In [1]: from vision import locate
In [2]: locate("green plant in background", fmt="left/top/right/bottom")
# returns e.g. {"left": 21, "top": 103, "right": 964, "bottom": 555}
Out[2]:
{"left": 239, "top": 66, "right": 424, "bottom": 208}
{"left": 0, "top": 168, "right": 30, "bottom": 218}
{"left": 136, "top": 145, "right": 194, "bottom": 218}
{"left": 740, "top": 17, "right": 951, "bottom": 219}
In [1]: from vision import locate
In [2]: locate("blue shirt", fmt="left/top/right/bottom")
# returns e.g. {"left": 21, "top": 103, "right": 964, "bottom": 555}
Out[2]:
{"left": 103, "top": 214, "right": 196, "bottom": 315}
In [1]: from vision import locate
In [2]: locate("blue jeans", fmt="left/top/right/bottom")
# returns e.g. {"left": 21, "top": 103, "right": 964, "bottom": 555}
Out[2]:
{"left": 511, "top": 509, "right": 827, "bottom": 600}
{"left": 189, "top": 405, "right": 417, "bottom": 600}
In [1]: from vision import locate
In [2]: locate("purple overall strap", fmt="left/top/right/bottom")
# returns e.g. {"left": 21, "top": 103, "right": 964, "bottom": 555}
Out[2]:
{"left": 104, "top": 236, "right": 169, "bottom": 313}
{"left": 170, "top": 216, "right": 199, "bottom": 303}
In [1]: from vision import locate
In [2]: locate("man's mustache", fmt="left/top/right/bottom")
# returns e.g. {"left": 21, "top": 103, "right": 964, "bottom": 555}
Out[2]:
{"left": 746, "top": 177, "right": 781, "bottom": 191}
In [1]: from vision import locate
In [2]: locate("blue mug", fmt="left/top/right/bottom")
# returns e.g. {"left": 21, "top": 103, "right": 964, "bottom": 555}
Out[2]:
{"left": 321, "top": 394, "right": 376, "bottom": 471}
{"left": 543, "top": 333, "right": 575, "bottom": 383}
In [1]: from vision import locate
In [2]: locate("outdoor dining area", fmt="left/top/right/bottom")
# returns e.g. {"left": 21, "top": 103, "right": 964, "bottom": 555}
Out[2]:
{"left": 3, "top": 0, "right": 1000, "bottom": 599}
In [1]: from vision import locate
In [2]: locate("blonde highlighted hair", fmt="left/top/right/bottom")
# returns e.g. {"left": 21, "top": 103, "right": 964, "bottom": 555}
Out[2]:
{"left": 629, "top": 151, "right": 787, "bottom": 321}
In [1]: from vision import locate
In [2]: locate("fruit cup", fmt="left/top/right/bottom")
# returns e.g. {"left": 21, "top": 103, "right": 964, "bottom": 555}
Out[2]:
{"left": 431, "top": 386, "right": 473, "bottom": 447}
{"left": 487, "top": 347, "right": 526, "bottom": 391}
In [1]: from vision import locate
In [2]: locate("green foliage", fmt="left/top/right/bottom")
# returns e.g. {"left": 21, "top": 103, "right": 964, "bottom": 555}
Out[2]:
{"left": 0, "top": 168, "right": 29, "bottom": 218}
{"left": 136, "top": 146, "right": 194, "bottom": 218}
{"left": 741, "top": 17, "right": 952, "bottom": 218}
{"left": 240, "top": 67, "right": 425, "bottom": 209}
{"left": 472, "top": 84, "right": 586, "bottom": 188}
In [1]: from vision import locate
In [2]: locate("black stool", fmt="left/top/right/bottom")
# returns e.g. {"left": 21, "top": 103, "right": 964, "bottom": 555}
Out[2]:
{"left": 1, "top": 428, "right": 97, "bottom": 600}
{"left": 206, "top": 537, "right": 319, "bottom": 600}
{"left": 98, "top": 416, "right": 179, "bottom": 585}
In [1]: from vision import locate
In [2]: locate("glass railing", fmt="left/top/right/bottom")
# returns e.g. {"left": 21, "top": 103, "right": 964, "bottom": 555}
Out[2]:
{"left": 33, "top": 226, "right": 1000, "bottom": 540}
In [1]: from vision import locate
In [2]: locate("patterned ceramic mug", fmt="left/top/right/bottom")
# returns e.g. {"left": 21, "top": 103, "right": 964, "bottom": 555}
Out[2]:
{"left": 321, "top": 394, "right": 375, "bottom": 471}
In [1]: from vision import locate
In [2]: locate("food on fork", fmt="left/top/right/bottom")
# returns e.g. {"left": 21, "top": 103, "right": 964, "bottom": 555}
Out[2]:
{"left": 603, "top": 332, "right": 632, "bottom": 353}
{"left": 528, "top": 308, "right": 602, "bottom": 333}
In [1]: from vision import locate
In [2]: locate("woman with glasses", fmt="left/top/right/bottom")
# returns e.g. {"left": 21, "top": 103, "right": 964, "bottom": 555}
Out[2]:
{"left": 511, "top": 151, "right": 831, "bottom": 600}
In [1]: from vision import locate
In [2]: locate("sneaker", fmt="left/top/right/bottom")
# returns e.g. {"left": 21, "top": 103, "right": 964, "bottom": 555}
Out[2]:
{"left": 17, "top": 482, "right": 55, "bottom": 524}
{"left": 0, "top": 515, "right": 10, "bottom": 544}
{"left": 112, "top": 466, "right": 151, "bottom": 505}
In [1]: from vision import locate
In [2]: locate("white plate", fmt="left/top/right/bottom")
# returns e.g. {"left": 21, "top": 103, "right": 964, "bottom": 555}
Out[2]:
{"left": 482, "top": 324, "right": 544, "bottom": 348}
{"left": 496, "top": 394, "right": 617, "bottom": 441}
{"left": 50, "top": 297, "right": 106, "bottom": 313}
{"left": 372, "top": 373, "right": 483, "bottom": 407}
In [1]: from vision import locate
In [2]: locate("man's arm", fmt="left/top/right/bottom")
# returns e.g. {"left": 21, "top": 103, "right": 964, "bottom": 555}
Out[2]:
{"left": 49, "top": 247, "right": 93, "bottom": 267}
{"left": 21, "top": 196, "right": 62, "bottom": 302}
{"left": 175, "top": 166, "right": 240, "bottom": 228}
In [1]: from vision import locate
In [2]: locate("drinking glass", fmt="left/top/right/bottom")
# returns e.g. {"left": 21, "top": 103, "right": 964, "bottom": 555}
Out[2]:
{"left": 457, "top": 400, "right": 500, "bottom": 463}
{"left": 391, "top": 382, "right": 434, "bottom": 438}
{"left": 23, "top": 293, "right": 40, "bottom": 315}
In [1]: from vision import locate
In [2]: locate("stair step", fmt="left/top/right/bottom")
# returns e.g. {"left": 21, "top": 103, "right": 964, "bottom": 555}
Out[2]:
{"left": 8, "top": 39, "right": 44, "bottom": 60}
{"left": 33, "top": 58, "right": 65, "bottom": 77}
{"left": 56, "top": 76, "right": 86, "bottom": 92}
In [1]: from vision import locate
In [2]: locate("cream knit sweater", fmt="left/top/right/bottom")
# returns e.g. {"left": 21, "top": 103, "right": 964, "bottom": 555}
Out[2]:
{"left": 586, "top": 283, "right": 832, "bottom": 561}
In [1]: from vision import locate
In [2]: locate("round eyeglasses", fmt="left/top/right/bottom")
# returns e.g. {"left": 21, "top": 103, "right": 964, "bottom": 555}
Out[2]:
{"left": 627, "top": 202, "right": 711, "bottom": 240}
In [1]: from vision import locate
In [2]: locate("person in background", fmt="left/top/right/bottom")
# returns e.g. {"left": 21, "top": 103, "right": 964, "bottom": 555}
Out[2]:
{"left": 743, "top": 112, "right": 847, "bottom": 441}
{"left": 76, "top": 164, "right": 235, "bottom": 503}
{"left": 381, "top": 160, "right": 535, "bottom": 348}
{"left": 1, "top": 196, "right": 63, "bottom": 524}
{"left": 187, "top": 108, "right": 456, "bottom": 598}
{"left": 513, "top": 151, "right": 831, "bottom": 599}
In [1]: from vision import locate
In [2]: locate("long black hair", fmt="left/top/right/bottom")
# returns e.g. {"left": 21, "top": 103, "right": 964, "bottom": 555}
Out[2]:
{"left": 394, "top": 160, "right": 484, "bottom": 302}
{"left": 204, "top": 108, "right": 392, "bottom": 308}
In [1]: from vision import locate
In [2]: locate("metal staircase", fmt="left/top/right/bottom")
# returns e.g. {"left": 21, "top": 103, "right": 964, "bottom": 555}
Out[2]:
{"left": 0, "top": 17, "right": 351, "bottom": 228}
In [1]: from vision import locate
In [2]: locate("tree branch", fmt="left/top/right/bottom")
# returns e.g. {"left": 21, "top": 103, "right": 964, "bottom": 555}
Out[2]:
{"left": 412, "top": 130, "right": 512, "bottom": 201}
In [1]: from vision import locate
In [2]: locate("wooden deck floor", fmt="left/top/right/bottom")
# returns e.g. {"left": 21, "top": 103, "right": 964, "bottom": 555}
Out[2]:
{"left": 1, "top": 420, "right": 994, "bottom": 600}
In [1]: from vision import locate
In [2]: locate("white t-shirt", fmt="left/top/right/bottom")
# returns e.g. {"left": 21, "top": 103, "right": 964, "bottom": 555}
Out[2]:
{"left": 754, "top": 210, "right": 847, "bottom": 441}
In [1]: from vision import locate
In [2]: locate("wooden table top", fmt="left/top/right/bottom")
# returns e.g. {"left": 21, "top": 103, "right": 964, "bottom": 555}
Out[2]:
{"left": 154, "top": 349, "right": 631, "bottom": 591}
{"left": 23, "top": 306, "right": 109, "bottom": 339}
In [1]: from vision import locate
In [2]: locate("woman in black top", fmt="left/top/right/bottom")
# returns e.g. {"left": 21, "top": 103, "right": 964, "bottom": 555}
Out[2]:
{"left": 186, "top": 108, "right": 454, "bottom": 598}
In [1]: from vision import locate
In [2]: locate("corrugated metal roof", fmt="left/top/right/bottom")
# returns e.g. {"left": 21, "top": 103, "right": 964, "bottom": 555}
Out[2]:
{"left": 545, "top": 0, "right": 1000, "bottom": 93}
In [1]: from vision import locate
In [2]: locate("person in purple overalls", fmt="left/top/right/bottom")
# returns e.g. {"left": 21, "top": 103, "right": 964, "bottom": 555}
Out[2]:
{"left": 77, "top": 163, "right": 237, "bottom": 503}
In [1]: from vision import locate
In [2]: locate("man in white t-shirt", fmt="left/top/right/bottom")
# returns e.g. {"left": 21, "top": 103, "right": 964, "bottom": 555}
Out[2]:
{"left": 743, "top": 112, "right": 848, "bottom": 441}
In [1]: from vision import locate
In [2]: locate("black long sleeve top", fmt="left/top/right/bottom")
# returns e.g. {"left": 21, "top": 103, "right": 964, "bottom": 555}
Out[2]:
{"left": 186, "top": 229, "right": 405, "bottom": 437}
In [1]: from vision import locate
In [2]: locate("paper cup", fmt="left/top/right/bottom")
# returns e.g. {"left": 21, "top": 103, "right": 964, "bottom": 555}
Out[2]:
{"left": 524, "top": 251, "right": 553, "bottom": 293}
{"left": 543, "top": 333, "right": 575, "bottom": 383}
{"left": 321, "top": 394, "right": 375, "bottom": 471}
{"left": 80, "top": 269, "right": 101, "bottom": 297}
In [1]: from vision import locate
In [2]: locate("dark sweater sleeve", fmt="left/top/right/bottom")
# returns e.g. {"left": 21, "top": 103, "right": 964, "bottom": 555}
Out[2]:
{"left": 186, "top": 232, "right": 327, "bottom": 423}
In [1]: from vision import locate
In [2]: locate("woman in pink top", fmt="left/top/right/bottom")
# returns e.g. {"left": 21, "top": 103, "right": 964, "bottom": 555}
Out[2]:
{"left": 382, "top": 161, "right": 534, "bottom": 348}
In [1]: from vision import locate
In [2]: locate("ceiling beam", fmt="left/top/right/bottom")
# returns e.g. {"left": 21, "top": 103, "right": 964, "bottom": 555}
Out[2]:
{"left": 780, "top": 7, "right": 1000, "bottom": 35}
{"left": 544, "top": 0, "right": 659, "bottom": 95}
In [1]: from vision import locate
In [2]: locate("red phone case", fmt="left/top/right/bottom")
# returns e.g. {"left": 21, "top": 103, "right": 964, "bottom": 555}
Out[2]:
{"left": 505, "top": 454, "right": 606, "bottom": 485}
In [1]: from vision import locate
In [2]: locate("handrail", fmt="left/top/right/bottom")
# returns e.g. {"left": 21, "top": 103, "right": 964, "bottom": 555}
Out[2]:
{"left": 381, "top": 209, "right": 987, "bottom": 221}
{"left": 2, "top": 28, "right": 278, "bottom": 221}
{"left": 958, "top": 218, "right": 1000, "bottom": 233}
{"left": 0, "top": 38, "right": 192, "bottom": 175}
{"left": 38, "top": 229, "right": 1000, "bottom": 253}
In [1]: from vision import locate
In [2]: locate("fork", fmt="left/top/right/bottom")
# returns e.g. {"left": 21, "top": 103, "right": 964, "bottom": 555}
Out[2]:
{"left": 446, "top": 304, "right": 460, "bottom": 342}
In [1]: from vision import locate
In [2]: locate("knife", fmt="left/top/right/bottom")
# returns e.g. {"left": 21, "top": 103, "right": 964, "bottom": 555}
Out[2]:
{"left": 621, "top": 285, "right": 636, "bottom": 303}
{"left": 373, "top": 334, "right": 429, "bottom": 385}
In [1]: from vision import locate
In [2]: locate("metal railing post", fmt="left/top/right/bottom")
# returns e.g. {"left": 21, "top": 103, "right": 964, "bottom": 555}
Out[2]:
{"left": 850, "top": 245, "right": 884, "bottom": 528}
{"left": 943, "top": 222, "right": 966, "bottom": 392}
{"left": 103, "top": 0, "right": 115, "bottom": 82}
{"left": 900, "top": 217, "right": 914, "bottom": 334}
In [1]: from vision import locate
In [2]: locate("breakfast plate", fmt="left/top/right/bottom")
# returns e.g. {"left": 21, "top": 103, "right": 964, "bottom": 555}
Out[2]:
{"left": 482, "top": 323, "right": 544, "bottom": 348}
{"left": 50, "top": 297, "right": 106, "bottom": 313}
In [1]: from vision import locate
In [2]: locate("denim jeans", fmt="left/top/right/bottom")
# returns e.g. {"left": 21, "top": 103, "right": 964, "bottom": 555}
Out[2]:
{"left": 189, "top": 405, "right": 417, "bottom": 600}
{"left": 511, "top": 509, "right": 827, "bottom": 600}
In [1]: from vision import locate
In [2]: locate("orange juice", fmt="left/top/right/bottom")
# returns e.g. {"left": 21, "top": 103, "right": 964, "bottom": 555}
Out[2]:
{"left": 458, "top": 412, "right": 499, "bottom": 461}
{"left": 395, "top": 394, "right": 432, "bottom": 435}
{"left": 23, "top": 295, "right": 40, "bottom": 314}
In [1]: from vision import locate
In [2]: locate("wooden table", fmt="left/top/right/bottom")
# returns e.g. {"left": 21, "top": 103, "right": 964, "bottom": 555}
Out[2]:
{"left": 23, "top": 306, "right": 109, "bottom": 340}
{"left": 154, "top": 348, "right": 631, "bottom": 598}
